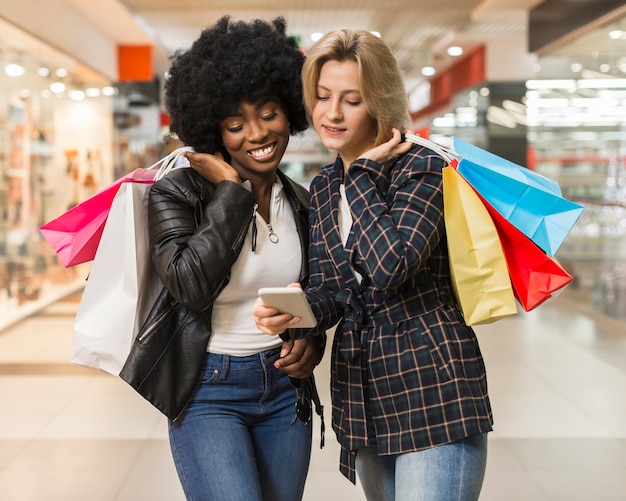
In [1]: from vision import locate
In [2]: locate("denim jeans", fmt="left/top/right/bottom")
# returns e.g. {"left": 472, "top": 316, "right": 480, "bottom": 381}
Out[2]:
{"left": 169, "top": 348, "right": 313, "bottom": 501}
{"left": 355, "top": 433, "right": 488, "bottom": 501}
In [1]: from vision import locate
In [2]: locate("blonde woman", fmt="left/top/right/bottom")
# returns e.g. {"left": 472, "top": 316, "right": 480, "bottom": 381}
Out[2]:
{"left": 255, "top": 29, "right": 492, "bottom": 501}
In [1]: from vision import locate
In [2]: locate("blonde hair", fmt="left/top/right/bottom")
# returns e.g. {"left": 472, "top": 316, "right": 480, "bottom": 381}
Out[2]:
{"left": 302, "top": 29, "right": 410, "bottom": 146}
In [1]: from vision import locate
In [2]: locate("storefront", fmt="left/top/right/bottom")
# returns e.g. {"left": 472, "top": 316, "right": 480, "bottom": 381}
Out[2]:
{"left": 0, "top": 17, "right": 163, "bottom": 321}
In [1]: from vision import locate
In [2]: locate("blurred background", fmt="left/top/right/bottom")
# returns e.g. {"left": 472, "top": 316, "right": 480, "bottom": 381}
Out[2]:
{"left": 1, "top": 0, "right": 626, "bottom": 324}
{"left": 2, "top": 1, "right": 626, "bottom": 500}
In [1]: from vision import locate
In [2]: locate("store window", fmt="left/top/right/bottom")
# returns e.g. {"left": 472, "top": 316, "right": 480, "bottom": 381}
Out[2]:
{"left": 527, "top": 77, "right": 626, "bottom": 320}
{"left": 0, "top": 18, "right": 117, "bottom": 313}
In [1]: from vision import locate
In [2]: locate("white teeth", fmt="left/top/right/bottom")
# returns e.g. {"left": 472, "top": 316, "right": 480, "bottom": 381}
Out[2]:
{"left": 249, "top": 145, "right": 274, "bottom": 158}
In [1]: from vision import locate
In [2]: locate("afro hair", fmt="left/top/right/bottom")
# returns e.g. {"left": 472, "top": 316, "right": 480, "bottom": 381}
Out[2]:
{"left": 164, "top": 16, "right": 308, "bottom": 154}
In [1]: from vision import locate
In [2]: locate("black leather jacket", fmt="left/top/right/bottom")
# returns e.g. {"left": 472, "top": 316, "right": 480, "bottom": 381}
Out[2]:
{"left": 149, "top": 167, "right": 310, "bottom": 314}
{"left": 120, "top": 167, "right": 318, "bottom": 422}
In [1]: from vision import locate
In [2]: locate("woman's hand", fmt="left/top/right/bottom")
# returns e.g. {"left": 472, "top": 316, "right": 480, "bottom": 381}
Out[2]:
{"left": 184, "top": 151, "right": 240, "bottom": 185}
{"left": 253, "top": 283, "right": 304, "bottom": 335}
{"left": 359, "top": 128, "right": 413, "bottom": 165}
{"left": 274, "top": 337, "right": 323, "bottom": 378}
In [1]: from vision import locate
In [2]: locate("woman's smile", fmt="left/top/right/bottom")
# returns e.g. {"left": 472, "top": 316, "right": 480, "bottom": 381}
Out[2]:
{"left": 248, "top": 142, "right": 277, "bottom": 161}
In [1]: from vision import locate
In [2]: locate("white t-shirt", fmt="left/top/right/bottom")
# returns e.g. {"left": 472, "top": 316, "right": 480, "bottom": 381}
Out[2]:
{"left": 208, "top": 179, "right": 302, "bottom": 356}
{"left": 339, "top": 184, "right": 362, "bottom": 283}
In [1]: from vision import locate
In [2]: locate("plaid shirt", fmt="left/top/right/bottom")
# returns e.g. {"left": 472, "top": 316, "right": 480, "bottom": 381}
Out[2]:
{"left": 301, "top": 146, "right": 493, "bottom": 482}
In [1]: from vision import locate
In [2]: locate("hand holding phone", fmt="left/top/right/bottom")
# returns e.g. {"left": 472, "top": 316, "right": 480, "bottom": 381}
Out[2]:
{"left": 257, "top": 287, "right": 317, "bottom": 328}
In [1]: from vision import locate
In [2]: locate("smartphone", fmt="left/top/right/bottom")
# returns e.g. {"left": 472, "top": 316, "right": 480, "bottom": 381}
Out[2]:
{"left": 257, "top": 287, "right": 317, "bottom": 328}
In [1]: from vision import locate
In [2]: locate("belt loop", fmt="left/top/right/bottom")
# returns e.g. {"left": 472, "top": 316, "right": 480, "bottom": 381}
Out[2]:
{"left": 220, "top": 353, "right": 230, "bottom": 379}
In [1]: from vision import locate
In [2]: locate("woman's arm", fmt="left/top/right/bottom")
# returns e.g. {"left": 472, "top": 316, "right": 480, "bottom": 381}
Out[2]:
{"left": 345, "top": 149, "right": 446, "bottom": 291}
{"left": 148, "top": 170, "right": 255, "bottom": 312}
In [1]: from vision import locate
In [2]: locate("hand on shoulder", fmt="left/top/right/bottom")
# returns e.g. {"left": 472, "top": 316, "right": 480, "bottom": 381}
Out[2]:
{"left": 184, "top": 151, "right": 240, "bottom": 185}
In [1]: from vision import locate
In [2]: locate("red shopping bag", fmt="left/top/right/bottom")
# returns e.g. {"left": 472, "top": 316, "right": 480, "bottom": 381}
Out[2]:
{"left": 39, "top": 168, "right": 157, "bottom": 267}
{"left": 476, "top": 190, "right": 572, "bottom": 311}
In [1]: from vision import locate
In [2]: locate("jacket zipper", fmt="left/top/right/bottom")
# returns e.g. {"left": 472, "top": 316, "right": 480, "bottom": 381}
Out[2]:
{"left": 137, "top": 296, "right": 177, "bottom": 342}
{"left": 251, "top": 203, "right": 258, "bottom": 252}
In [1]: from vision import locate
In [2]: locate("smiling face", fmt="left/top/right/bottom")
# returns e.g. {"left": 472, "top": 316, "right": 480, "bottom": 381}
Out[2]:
{"left": 218, "top": 97, "right": 290, "bottom": 180}
{"left": 311, "top": 59, "right": 377, "bottom": 167}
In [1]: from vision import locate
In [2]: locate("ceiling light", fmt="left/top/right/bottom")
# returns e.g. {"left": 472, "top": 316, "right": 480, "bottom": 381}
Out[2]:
{"left": 421, "top": 66, "right": 436, "bottom": 77}
{"left": 5, "top": 63, "right": 25, "bottom": 77}
{"left": 69, "top": 90, "right": 85, "bottom": 101}
{"left": 55, "top": 67, "right": 68, "bottom": 78}
{"left": 432, "top": 114, "right": 456, "bottom": 128}
{"left": 599, "top": 64, "right": 611, "bottom": 73}
{"left": 311, "top": 32, "right": 323, "bottom": 42}
{"left": 527, "top": 79, "right": 577, "bottom": 90}
{"left": 50, "top": 82, "right": 65, "bottom": 93}
{"left": 85, "top": 87, "right": 101, "bottom": 97}
{"left": 38, "top": 66, "right": 50, "bottom": 77}
{"left": 371, "top": 31, "right": 381, "bottom": 38}
{"left": 447, "top": 46, "right": 463, "bottom": 57}
{"left": 102, "top": 86, "right": 118, "bottom": 96}
{"left": 609, "top": 30, "right": 623, "bottom": 40}
{"left": 578, "top": 78, "right": 626, "bottom": 89}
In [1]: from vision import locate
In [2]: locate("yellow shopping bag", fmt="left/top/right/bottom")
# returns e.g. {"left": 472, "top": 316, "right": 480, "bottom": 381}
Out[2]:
{"left": 443, "top": 166, "right": 517, "bottom": 325}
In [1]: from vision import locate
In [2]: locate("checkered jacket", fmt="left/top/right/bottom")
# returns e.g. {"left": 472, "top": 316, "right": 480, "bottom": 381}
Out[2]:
{"left": 300, "top": 146, "right": 493, "bottom": 482}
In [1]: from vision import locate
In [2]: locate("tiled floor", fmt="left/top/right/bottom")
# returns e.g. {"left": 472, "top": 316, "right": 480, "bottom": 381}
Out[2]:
{"left": 1, "top": 289, "right": 626, "bottom": 500}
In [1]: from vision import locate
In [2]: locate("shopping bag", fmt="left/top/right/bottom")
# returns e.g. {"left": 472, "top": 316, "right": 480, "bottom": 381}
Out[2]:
{"left": 451, "top": 137, "right": 584, "bottom": 256}
{"left": 477, "top": 191, "right": 573, "bottom": 311}
{"left": 39, "top": 146, "right": 193, "bottom": 267}
{"left": 39, "top": 169, "right": 156, "bottom": 267}
{"left": 71, "top": 182, "right": 163, "bottom": 375}
{"left": 442, "top": 166, "right": 518, "bottom": 325}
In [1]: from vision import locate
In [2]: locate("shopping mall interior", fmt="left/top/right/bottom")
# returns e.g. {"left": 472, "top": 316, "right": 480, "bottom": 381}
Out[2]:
{"left": 1, "top": 0, "right": 626, "bottom": 499}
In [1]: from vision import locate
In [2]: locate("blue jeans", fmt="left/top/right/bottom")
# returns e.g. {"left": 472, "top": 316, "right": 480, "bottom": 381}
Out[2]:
{"left": 169, "top": 348, "right": 313, "bottom": 501}
{"left": 355, "top": 433, "right": 488, "bottom": 501}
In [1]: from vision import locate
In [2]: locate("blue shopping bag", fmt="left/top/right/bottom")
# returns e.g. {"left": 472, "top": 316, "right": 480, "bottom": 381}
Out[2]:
{"left": 452, "top": 137, "right": 584, "bottom": 256}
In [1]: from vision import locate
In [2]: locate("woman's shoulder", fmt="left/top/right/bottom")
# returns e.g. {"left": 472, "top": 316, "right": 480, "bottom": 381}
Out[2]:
{"left": 151, "top": 166, "right": 216, "bottom": 203}
{"left": 395, "top": 145, "right": 447, "bottom": 176}
{"left": 407, "top": 144, "right": 448, "bottom": 165}
{"left": 309, "top": 158, "right": 341, "bottom": 191}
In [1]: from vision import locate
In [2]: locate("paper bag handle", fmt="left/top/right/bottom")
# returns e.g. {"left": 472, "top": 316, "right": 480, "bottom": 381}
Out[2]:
{"left": 143, "top": 146, "right": 195, "bottom": 180}
{"left": 403, "top": 133, "right": 457, "bottom": 165}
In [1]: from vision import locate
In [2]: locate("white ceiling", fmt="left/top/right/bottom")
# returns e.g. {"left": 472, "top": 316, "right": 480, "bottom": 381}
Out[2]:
{"left": 49, "top": 0, "right": 626, "bottom": 84}
{"left": 9, "top": 0, "right": 625, "bottom": 88}
{"left": 108, "top": 0, "right": 546, "bottom": 79}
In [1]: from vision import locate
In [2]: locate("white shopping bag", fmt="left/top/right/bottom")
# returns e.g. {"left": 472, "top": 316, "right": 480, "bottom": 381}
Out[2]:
{"left": 71, "top": 181, "right": 162, "bottom": 375}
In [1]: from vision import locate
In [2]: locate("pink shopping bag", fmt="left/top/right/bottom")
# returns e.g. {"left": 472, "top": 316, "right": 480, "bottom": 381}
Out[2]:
{"left": 39, "top": 146, "right": 193, "bottom": 267}
{"left": 39, "top": 169, "right": 156, "bottom": 267}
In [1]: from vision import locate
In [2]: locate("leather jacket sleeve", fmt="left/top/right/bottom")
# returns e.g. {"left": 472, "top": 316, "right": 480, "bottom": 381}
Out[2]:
{"left": 147, "top": 168, "right": 256, "bottom": 313}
